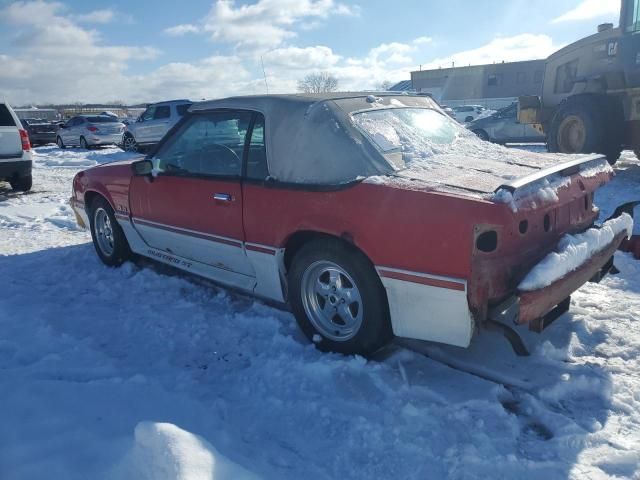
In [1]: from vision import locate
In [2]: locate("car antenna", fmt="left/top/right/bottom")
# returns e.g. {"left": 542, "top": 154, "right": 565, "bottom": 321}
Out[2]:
{"left": 260, "top": 54, "right": 269, "bottom": 94}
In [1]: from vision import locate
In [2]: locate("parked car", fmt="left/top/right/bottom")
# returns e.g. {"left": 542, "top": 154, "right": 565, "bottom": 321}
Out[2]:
{"left": 452, "top": 105, "right": 487, "bottom": 123}
{"left": 468, "top": 103, "right": 546, "bottom": 144}
{"left": 56, "top": 115, "right": 125, "bottom": 149}
{"left": 70, "top": 93, "right": 628, "bottom": 356}
{"left": 440, "top": 105, "right": 456, "bottom": 119}
{"left": 20, "top": 118, "right": 58, "bottom": 146}
{"left": 121, "top": 99, "right": 192, "bottom": 152}
{"left": 0, "top": 102, "right": 32, "bottom": 192}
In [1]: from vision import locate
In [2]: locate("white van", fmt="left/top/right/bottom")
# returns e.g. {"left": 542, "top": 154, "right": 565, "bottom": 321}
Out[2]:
{"left": 0, "top": 102, "right": 32, "bottom": 191}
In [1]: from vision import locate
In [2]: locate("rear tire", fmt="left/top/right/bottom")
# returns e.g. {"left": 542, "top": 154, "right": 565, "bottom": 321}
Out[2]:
{"left": 288, "top": 239, "right": 392, "bottom": 356}
{"left": 80, "top": 136, "right": 89, "bottom": 149}
{"left": 56, "top": 136, "right": 65, "bottom": 149}
{"left": 89, "top": 197, "right": 132, "bottom": 267}
{"left": 10, "top": 175, "right": 32, "bottom": 192}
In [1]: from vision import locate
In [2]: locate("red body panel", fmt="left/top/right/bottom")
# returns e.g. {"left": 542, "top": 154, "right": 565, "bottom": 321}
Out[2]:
{"left": 128, "top": 175, "right": 244, "bottom": 243}
{"left": 73, "top": 157, "right": 615, "bottom": 327}
{"left": 243, "top": 182, "right": 482, "bottom": 280}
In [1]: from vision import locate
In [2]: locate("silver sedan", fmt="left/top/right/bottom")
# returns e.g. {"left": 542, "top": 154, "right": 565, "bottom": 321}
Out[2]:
{"left": 56, "top": 115, "right": 125, "bottom": 149}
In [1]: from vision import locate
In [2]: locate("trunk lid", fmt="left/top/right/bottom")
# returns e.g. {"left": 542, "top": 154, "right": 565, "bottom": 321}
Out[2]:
{"left": 392, "top": 149, "right": 609, "bottom": 199}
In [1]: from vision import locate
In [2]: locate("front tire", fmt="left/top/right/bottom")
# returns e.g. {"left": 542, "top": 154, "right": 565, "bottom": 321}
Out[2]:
{"left": 122, "top": 134, "right": 138, "bottom": 152}
{"left": 89, "top": 197, "right": 132, "bottom": 267}
{"left": 56, "top": 136, "right": 66, "bottom": 149}
{"left": 288, "top": 239, "right": 392, "bottom": 356}
{"left": 10, "top": 175, "right": 32, "bottom": 192}
{"left": 473, "top": 129, "right": 490, "bottom": 142}
{"left": 548, "top": 95, "right": 622, "bottom": 164}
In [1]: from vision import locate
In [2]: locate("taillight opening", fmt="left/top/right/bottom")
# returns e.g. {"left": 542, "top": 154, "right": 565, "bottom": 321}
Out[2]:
{"left": 476, "top": 230, "right": 498, "bottom": 253}
{"left": 518, "top": 220, "right": 529, "bottom": 235}
{"left": 19, "top": 129, "right": 31, "bottom": 151}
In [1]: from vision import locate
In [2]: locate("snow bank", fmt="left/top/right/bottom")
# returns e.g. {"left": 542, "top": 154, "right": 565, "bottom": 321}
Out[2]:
{"left": 518, "top": 213, "right": 633, "bottom": 291}
{"left": 113, "top": 422, "right": 260, "bottom": 480}
{"left": 33, "top": 145, "right": 139, "bottom": 167}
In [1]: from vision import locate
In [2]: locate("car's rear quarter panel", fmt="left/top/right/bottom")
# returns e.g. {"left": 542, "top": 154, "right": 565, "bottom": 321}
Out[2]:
{"left": 242, "top": 182, "right": 488, "bottom": 279}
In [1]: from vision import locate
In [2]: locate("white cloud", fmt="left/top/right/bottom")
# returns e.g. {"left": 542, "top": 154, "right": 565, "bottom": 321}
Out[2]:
{"left": 263, "top": 46, "right": 341, "bottom": 70}
{"left": 164, "top": 0, "right": 358, "bottom": 51}
{"left": 421, "top": 34, "right": 557, "bottom": 70}
{"left": 0, "top": 1, "right": 561, "bottom": 106}
{"left": 74, "top": 9, "right": 115, "bottom": 24}
{"left": 552, "top": 0, "right": 619, "bottom": 23}
{"left": 0, "top": 1, "right": 161, "bottom": 104}
{"left": 164, "top": 23, "right": 200, "bottom": 36}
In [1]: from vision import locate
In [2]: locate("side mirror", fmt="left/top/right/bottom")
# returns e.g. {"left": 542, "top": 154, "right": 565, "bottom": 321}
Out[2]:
{"left": 132, "top": 159, "right": 153, "bottom": 176}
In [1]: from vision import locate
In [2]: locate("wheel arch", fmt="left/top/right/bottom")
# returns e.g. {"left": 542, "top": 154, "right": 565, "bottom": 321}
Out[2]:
{"left": 84, "top": 189, "right": 115, "bottom": 215}
{"left": 282, "top": 230, "right": 376, "bottom": 274}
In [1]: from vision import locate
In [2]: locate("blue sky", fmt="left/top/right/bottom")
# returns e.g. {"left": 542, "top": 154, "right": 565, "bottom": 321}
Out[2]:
{"left": 0, "top": 0, "right": 621, "bottom": 104}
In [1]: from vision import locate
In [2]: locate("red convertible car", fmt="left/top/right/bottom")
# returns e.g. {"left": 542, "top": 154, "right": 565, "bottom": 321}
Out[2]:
{"left": 70, "top": 93, "right": 633, "bottom": 356}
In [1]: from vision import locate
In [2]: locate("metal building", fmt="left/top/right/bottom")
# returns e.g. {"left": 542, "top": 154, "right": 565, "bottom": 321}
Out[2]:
{"left": 410, "top": 60, "right": 546, "bottom": 109}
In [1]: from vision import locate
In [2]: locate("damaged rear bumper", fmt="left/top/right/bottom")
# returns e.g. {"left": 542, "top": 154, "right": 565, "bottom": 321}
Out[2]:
{"left": 489, "top": 228, "right": 628, "bottom": 334}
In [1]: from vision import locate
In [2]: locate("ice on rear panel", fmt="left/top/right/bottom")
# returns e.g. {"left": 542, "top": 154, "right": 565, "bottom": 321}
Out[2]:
{"left": 518, "top": 213, "right": 633, "bottom": 291}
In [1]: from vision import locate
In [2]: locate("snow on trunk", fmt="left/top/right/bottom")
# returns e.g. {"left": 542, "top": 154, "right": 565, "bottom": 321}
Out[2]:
{"left": 518, "top": 213, "right": 634, "bottom": 291}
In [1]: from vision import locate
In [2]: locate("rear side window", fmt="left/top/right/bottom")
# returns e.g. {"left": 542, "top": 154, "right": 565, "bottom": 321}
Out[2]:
{"left": 0, "top": 105, "right": 16, "bottom": 127}
{"left": 154, "top": 106, "right": 171, "bottom": 119}
{"left": 176, "top": 104, "right": 192, "bottom": 116}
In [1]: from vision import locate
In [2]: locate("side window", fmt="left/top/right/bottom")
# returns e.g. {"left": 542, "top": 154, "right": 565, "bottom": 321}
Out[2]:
{"left": 176, "top": 104, "right": 192, "bottom": 116}
{"left": 0, "top": 105, "right": 16, "bottom": 127}
{"left": 154, "top": 105, "right": 170, "bottom": 119}
{"left": 141, "top": 107, "right": 155, "bottom": 121}
{"left": 554, "top": 60, "right": 578, "bottom": 94}
{"left": 246, "top": 114, "right": 268, "bottom": 180}
{"left": 153, "top": 111, "right": 252, "bottom": 177}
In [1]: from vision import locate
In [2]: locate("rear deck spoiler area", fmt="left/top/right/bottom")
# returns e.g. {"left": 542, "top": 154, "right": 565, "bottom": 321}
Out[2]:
{"left": 494, "top": 154, "right": 611, "bottom": 194}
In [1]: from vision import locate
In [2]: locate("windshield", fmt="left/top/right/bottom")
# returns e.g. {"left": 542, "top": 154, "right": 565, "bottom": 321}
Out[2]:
{"left": 626, "top": 0, "right": 640, "bottom": 31}
{"left": 351, "top": 107, "right": 465, "bottom": 170}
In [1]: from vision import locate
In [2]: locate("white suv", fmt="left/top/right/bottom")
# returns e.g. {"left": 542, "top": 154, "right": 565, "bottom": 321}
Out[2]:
{"left": 121, "top": 99, "right": 192, "bottom": 152}
{"left": 0, "top": 102, "right": 32, "bottom": 192}
{"left": 452, "top": 105, "right": 487, "bottom": 123}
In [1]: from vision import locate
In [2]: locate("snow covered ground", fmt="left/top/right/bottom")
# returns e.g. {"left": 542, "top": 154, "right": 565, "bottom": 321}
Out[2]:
{"left": 1, "top": 146, "right": 640, "bottom": 479}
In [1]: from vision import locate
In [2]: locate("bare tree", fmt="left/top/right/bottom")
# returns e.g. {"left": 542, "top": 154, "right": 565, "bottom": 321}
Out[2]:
{"left": 377, "top": 80, "right": 394, "bottom": 91}
{"left": 297, "top": 72, "right": 339, "bottom": 93}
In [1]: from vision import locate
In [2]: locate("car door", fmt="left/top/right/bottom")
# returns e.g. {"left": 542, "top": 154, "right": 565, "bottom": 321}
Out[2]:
{"left": 61, "top": 117, "right": 77, "bottom": 144}
{"left": 73, "top": 117, "right": 86, "bottom": 145}
{"left": 129, "top": 109, "right": 256, "bottom": 288}
{"left": 150, "top": 105, "right": 172, "bottom": 141}
{"left": 135, "top": 106, "right": 156, "bottom": 143}
{"left": 490, "top": 106, "right": 523, "bottom": 143}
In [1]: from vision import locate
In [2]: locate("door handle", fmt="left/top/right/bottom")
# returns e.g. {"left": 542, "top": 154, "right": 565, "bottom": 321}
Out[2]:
{"left": 213, "top": 193, "right": 232, "bottom": 202}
